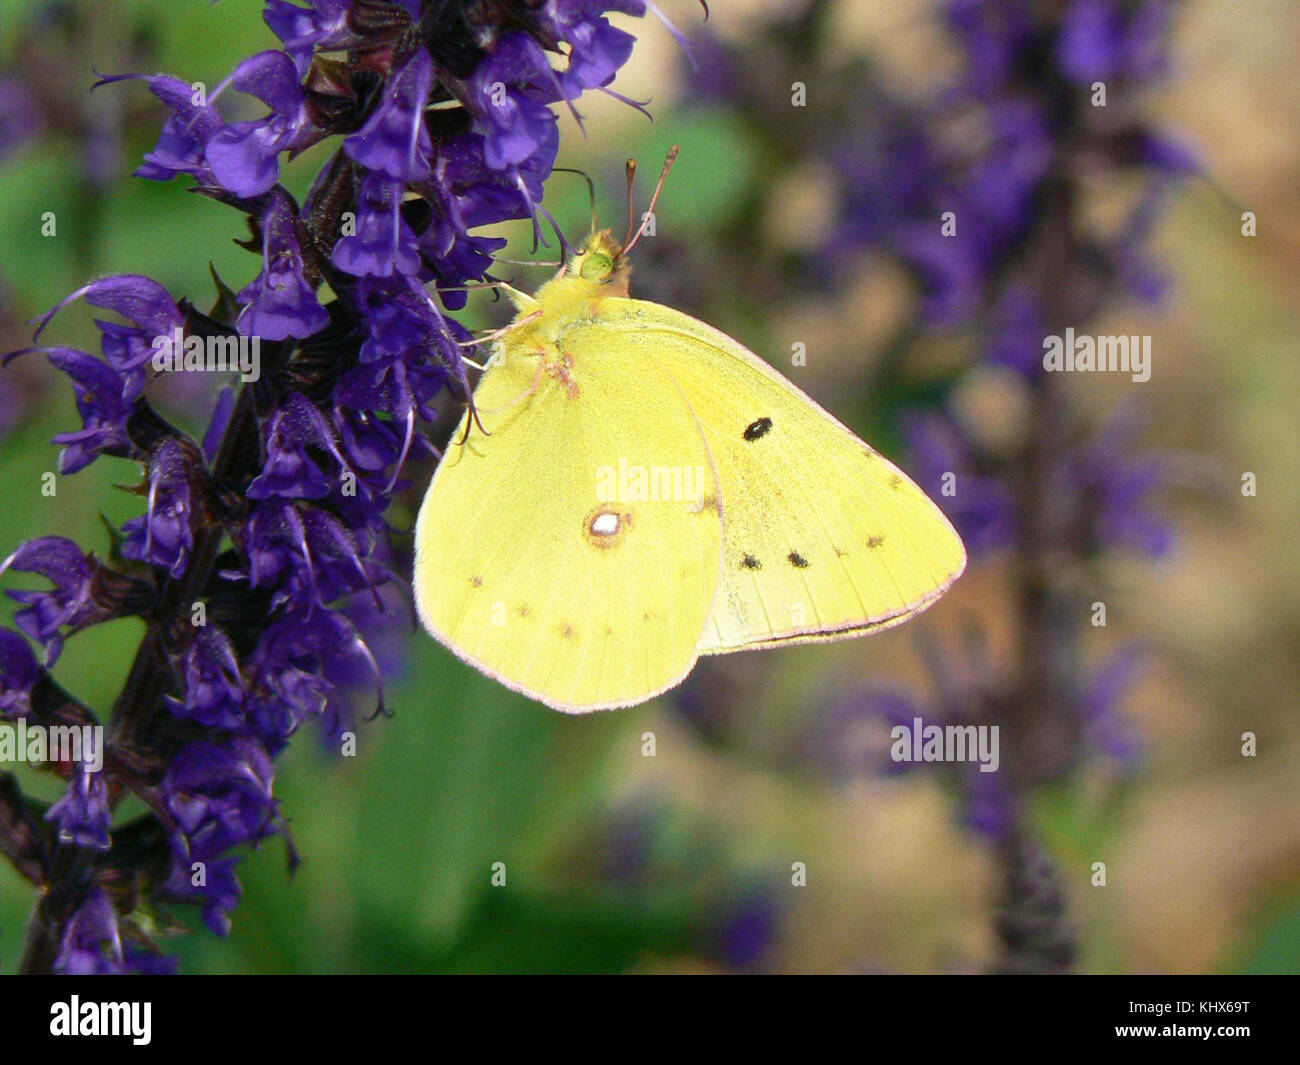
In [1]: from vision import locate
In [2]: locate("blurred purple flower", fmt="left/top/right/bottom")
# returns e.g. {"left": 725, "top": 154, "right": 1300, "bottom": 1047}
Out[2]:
{"left": 903, "top": 412, "right": 1017, "bottom": 556}
{"left": 0, "top": 77, "right": 42, "bottom": 160}
{"left": 1057, "top": 0, "right": 1172, "bottom": 85}
{"left": 1063, "top": 408, "right": 1173, "bottom": 558}
{"left": 707, "top": 888, "right": 780, "bottom": 971}
{"left": 1078, "top": 647, "right": 1145, "bottom": 765}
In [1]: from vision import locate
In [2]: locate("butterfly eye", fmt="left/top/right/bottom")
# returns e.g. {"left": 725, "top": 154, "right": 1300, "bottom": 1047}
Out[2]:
{"left": 579, "top": 252, "right": 613, "bottom": 281}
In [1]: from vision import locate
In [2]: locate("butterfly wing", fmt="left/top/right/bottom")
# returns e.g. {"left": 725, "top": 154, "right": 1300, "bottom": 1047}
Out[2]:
{"left": 413, "top": 333, "right": 723, "bottom": 712}
{"left": 560, "top": 299, "right": 966, "bottom": 654}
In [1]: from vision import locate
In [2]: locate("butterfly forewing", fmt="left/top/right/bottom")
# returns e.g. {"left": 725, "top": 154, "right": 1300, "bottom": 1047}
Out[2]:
{"left": 571, "top": 299, "right": 967, "bottom": 654}
{"left": 413, "top": 335, "right": 723, "bottom": 711}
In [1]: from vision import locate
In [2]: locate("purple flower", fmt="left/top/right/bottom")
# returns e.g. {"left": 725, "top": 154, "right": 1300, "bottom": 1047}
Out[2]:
{"left": 3, "top": 0, "right": 654, "bottom": 974}
{"left": 1, "top": 538, "right": 100, "bottom": 663}
{"left": 554, "top": 4, "right": 642, "bottom": 98}
{"left": 96, "top": 74, "right": 223, "bottom": 183}
{"left": 433, "top": 122, "right": 555, "bottom": 239}
{"left": 36, "top": 348, "right": 137, "bottom": 474}
{"left": 248, "top": 392, "right": 345, "bottom": 499}
{"left": 245, "top": 608, "right": 382, "bottom": 748}
{"left": 45, "top": 763, "right": 111, "bottom": 851}
{"left": 52, "top": 886, "right": 175, "bottom": 974}
{"left": 945, "top": 0, "right": 1034, "bottom": 97}
{"left": 339, "top": 274, "right": 465, "bottom": 442}
{"left": 159, "top": 738, "right": 278, "bottom": 935}
{"left": 35, "top": 274, "right": 185, "bottom": 348}
{"left": 263, "top": 0, "right": 353, "bottom": 76}
{"left": 332, "top": 172, "right": 423, "bottom": 277}
{"left": 166, "top": 625, "right": 246, "bottom": 731}
{"left": 206, "top": 50, "right": 313, "bottom": 197}
{"left": 53, "top": 890, "right": 124, "bottom": 974}
{"left": 967, "top": 101, "right": 1051, "bottom": 237}
{"left": 465, "top": 34, "right": 561, "bottom": 169}
{"left": 1057, "top": 0, "right": 1125, "bottom": 83}
{"left": 121, "top": 438, "right": 196, "bottom": 578}
{"left": 27, "top": 275, "right": 186, "bottom": 440}
{"left": 163, "top": 739, "right": 277, "bottom": 852}
{"left": 243, "top": 500, "right": 384, "bottom": 612}
{"left": 237, "top": 191, "right": 329, "bottom": 340}
{"left": 0, "top": 627, "right": 41, "bottom": 718}
{"left": 159, "top": 854, "right": 243, "bottom": 937}
{"left": 897, "top": 225, "right": 985, "bottom": 324}
{"left": 343, "top": 50, "right": 434, "bottom": 182}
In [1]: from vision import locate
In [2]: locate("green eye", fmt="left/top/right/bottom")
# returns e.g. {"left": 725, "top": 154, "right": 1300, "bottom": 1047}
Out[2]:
{"left": 580, "top": 252, "right": 613, "bottom": 280}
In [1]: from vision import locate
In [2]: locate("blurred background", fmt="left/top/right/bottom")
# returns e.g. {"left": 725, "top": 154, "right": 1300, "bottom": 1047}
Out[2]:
{"left": 0, "top": 0, "right": 1297, "bottom": 973}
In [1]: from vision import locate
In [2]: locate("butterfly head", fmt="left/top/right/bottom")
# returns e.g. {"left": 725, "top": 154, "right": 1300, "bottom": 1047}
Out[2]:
{"left": 565, "top": 230, "right": 631, "bottom": 291}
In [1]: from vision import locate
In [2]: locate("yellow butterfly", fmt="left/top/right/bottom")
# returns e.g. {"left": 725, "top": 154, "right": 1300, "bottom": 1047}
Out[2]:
{"left": 414, "top": 154, "right": 965, "bottom": 713}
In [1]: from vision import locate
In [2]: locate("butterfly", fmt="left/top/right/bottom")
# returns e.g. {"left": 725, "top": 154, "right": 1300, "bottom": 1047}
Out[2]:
{"left": 414, "top": 151, "right": 965, "bottom": 712}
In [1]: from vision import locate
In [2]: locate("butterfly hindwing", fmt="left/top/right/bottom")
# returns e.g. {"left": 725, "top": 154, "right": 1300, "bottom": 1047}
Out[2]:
{"left": 413, "top": 333, "right": 723, "bottom": 712}
{"left": 563, "top": 299, "right": 967, "bottom": 654}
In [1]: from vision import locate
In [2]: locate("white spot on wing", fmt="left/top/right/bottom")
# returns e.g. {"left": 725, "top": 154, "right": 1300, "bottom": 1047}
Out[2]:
{"left": 590, "top": 511, "right": 620, "bottom": 536}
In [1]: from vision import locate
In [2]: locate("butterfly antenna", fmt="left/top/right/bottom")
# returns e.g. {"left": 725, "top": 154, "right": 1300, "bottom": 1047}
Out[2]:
{"left": 621, "top": 145, "right": 678, "bottom": 256}
{"left": 554, "top": 166, "right": 598, "bottom": 234}
{"left": 622, "top": 157, "right": 639, "bottom": 250}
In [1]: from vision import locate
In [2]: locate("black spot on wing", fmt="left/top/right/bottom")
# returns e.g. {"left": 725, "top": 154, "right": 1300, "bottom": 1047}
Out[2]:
{"left": 787, "top": 551, "right": 810, "bottom": 569}
{"left": 866, "top": 535, "right": 884, "bottom": 549}
{"left": 743, "top": 417, "right": 773, "bottom": 441}
{"left": 741, "top": 554, "right": 762, "bottom": 570}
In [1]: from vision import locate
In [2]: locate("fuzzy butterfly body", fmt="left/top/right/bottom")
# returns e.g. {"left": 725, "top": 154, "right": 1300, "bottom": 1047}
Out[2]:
{"left": 414, "top": 230, "right": 966, "bottom": 712}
